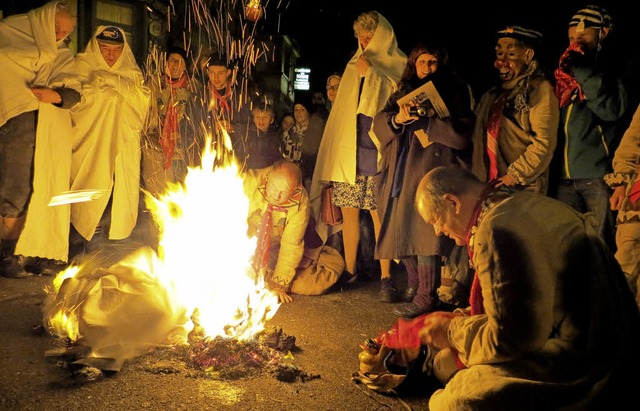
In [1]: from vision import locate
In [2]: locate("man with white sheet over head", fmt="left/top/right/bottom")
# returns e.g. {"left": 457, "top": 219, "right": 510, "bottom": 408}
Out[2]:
{"left": 0, "top": 1, "right": 81, "bottom": 278}
{"left": 69, "top": 25, "right": 150, "bottom": 248}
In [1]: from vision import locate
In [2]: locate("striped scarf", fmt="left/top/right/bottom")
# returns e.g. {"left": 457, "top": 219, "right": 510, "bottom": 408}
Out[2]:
{"left": 253, "top": 203, "right": 287, "bottom": 272}
{"left": 160, "top": 73, "right": 188, "bottom": 169}
{"left": 486, "top": 93, "right": 508, "bottom": 180}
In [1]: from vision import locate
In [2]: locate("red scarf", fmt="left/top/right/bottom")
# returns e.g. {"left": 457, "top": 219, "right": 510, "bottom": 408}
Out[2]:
{"left": 253, "top": 203, "right": 288, "bottom": 272}
{"left": 466, "top": 210, "right": 485, "bottom": 315}
{"left": 630, "top": 176, "right": 640, "bottom": 204}
{"left": 554, "top": 43, "right": 586, "bottom": 108}
{"left": 376, "top": 311, "right": 465, "bottom": 370}
{"left": 209, "top": 83, "right": 232, "bottom": 115}
{"left": 486, "top": 93, "right": 508, "bottom": 180}
{"left": 159, "top": 73, "right": 188, "bottom": 169}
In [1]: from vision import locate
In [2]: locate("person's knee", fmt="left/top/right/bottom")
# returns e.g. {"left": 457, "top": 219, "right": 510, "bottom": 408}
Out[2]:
{"left": 433, "top": 348, "right": 461, "bottom": 384}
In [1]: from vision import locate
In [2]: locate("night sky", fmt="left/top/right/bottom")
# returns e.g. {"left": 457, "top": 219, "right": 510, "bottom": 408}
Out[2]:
{"left": 1, "top": 0, "right": 634, "bottom": 101}
{"left": 272, "top": 0, "right": 635, "bottom": 99}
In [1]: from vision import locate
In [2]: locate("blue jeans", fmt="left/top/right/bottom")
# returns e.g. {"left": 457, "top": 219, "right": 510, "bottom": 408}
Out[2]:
{"left": 554, "top": 178, "right": 616, "bottom": 251}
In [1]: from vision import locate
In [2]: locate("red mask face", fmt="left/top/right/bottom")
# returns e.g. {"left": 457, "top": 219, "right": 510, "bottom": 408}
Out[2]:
{"left": 493, "top": 37, "right": 532, "bottom": 82}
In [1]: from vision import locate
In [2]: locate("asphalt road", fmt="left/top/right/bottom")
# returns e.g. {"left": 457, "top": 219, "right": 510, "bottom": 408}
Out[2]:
{"left": 0, "top": 255, "right": 433, "bottom": 411}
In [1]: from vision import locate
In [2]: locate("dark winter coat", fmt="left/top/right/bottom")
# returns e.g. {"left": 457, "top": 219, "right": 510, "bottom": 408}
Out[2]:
{"left": 372, "top": 69, "right": 475, "bottom": 259}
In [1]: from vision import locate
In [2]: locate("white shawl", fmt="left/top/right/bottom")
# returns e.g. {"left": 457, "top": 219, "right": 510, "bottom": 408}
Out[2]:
{"left": 69, "top": 26, "right": 150, "bottom": 241}
{"left": 0, "top": 1, "right": 64, "bottom": 126}
{"left": 4, "top": 2, "right": 79, "bottom": 262}
{"left": 309, "top": 12, "right": 406, "bottom": 242}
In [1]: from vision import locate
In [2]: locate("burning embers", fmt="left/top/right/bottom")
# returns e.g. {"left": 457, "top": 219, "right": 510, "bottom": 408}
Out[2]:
{"left": 187, "top": 326, "right": 317, "bottom": 382}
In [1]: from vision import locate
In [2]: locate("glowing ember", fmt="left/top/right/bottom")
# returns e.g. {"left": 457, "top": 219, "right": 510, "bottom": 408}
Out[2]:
{"left": 245, "top": 0, "right": 263, "bottom": 23}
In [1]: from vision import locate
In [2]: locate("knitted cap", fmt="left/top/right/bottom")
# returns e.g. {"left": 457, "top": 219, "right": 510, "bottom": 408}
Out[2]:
{"left": 203, "top": 52, "right": 229, "bottom": 68}
{"left": 497, "top": 26, "right": 543, "bottom": 48}
{"left": 293, "top": 92, "right": 315, "bottom": 114}
{"left": 167, "top": 46, "right": 188, "bottom": 64}
{"left": 569, "top": 5, "right": 612, "bottom": 31}
{"left": 96, "top": 26, "right": 124, "bottom": 45}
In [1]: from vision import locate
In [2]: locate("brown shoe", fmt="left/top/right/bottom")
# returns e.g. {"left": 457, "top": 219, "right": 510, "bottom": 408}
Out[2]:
{"left": 0, "top": 255, "right": 31, "bottom": 278}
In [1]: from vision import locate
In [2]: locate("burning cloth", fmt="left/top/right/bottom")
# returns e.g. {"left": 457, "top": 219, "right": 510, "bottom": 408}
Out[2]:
{"left": 43, "top": 246, "right": 190, "bottom": 371}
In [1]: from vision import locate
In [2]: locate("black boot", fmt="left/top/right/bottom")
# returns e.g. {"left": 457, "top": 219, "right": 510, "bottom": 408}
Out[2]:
{"left": 0, "top": 239, "right": 30, "bottom": 278}
{"left": 23, "top": 257, "right": 68, "bottom": 276}
{"left": 393, "top": 256, "right": 440, "bottom": 317}
{"left": 379, "top": 277, "right": 398, "bottom": 303}
{"left": 356, "top": 210, "right": 379, "bottom": 280}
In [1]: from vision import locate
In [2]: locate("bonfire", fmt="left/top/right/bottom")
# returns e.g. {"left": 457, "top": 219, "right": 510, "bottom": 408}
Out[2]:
{"left": 41, "top": 143, "right": 314, "bottom": 382}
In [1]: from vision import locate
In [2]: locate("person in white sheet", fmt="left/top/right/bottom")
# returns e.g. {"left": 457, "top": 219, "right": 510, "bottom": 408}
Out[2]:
{"left": 0, "top": 1, "right": 81, "bottom": 278}
{"left": 309, "top": 11, "right": 406, "bottom": 294}
{"left": 69, "top": 25, "right": 150, "bottom": 248}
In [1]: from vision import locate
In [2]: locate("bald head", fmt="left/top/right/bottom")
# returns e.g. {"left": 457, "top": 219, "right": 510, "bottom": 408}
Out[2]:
{"left": 265, "top": 160, "right": 302, "bottom": 205}
{"left": 416, "top": 166, "right": 483, "bottom": 226}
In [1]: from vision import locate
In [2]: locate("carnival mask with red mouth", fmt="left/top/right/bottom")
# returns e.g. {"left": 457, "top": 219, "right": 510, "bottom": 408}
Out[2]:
{"left": 554, "top": 42, "right": 586, "bottom": 107}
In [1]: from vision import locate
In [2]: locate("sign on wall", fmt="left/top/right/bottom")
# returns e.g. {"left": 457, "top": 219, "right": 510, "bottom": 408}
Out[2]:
{"left": 293, "top": 67, "right": 310, "bottom": 91}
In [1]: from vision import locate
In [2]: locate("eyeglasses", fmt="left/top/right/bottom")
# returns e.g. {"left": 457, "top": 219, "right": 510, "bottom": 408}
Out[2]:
{"left": 326, "top": 86, "right": 339, "bottom": 91}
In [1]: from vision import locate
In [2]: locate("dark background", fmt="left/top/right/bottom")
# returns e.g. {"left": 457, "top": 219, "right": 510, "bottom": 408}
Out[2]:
{"left": 274, "top": 0, "right": 636, "bottom": 100}
{"left": 2, "top": 0, "right": 637, "bottom": 103}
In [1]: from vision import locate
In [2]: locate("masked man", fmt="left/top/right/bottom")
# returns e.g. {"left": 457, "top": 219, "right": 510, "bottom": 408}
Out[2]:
{"left": 471, "top": 26, "right": 558, "bottom": 194}
{"left": 550, "top": 5, "right": 626, "bottom": 251}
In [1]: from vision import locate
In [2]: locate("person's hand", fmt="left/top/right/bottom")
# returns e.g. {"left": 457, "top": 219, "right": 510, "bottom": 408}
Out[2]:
{"left": 31, "top": 87, "right": 62, "bottom": 104}
{"left": 610, "top": 185, "right": 627, "bottom": 211}
{"left": 418, "top": 312, "right": 456, "bottom": 350}
{"left": 355, "top": 55, "right": 370, "bottom": 76}
{"left": 495, "top": 174, "right": 517, "bottom": 188}
{"left": 394, "top": 104, "right": 419, "bottom": 125}
{"left": 274, "top": 289, "right": 293, "bottom": 304}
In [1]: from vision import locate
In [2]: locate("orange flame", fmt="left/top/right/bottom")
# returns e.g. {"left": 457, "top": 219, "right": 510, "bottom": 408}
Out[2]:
{"left": 44, "top": 138, "right": 280, "bottom": 345}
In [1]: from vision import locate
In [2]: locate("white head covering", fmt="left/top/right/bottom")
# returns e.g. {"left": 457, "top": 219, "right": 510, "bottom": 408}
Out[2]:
{"left": 308, "top": 11, "right": 407, "bottom": 243}
{"left": 0, "top": 1, "right": 77, "bottom": 126}
{"left": 75, "top": 25, "right": 143, "bottom": 82}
